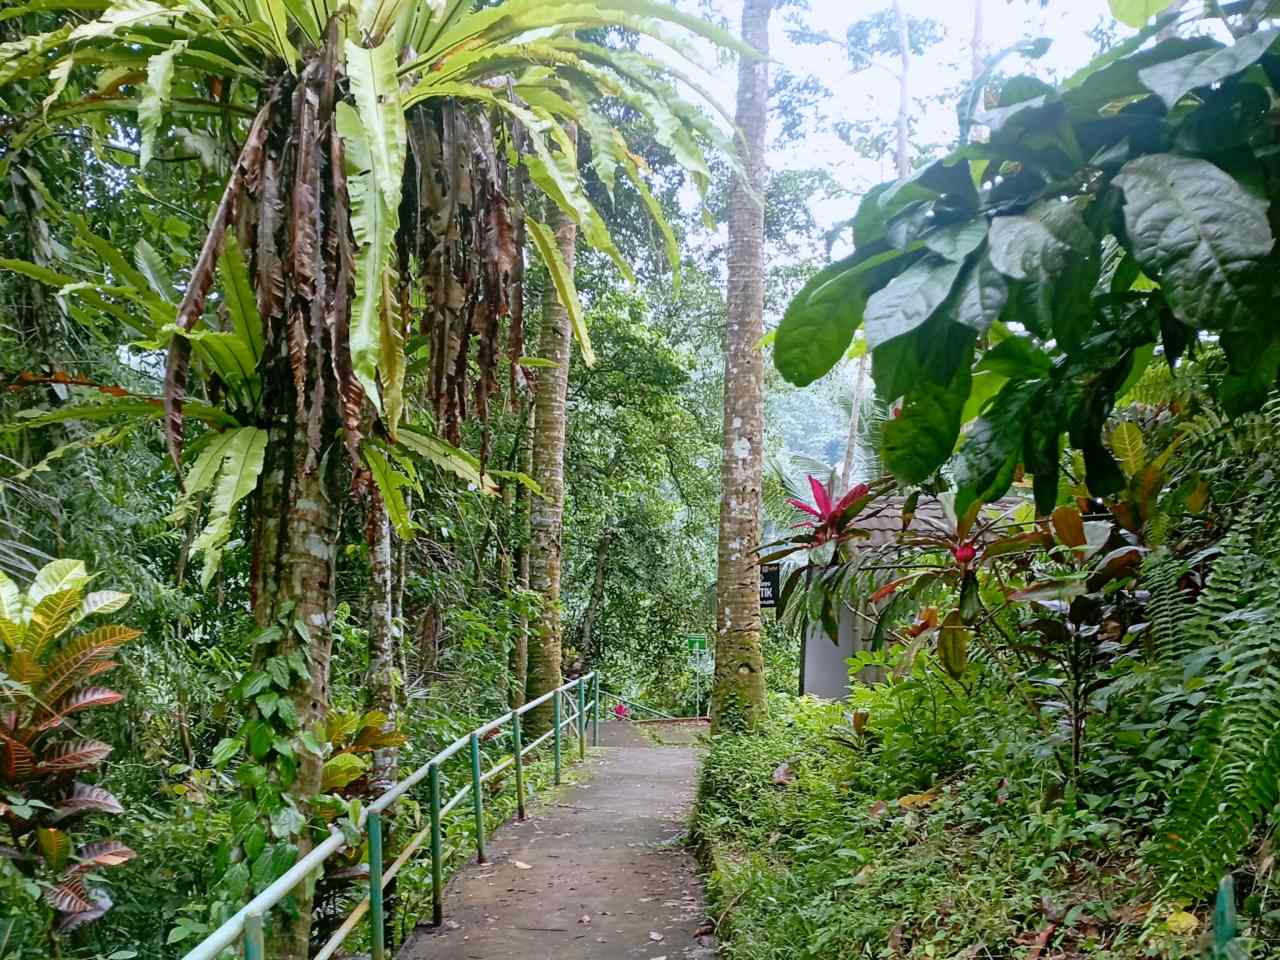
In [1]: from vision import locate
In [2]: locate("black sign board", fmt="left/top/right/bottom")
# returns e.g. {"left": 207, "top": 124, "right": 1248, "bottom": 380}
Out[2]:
{"left": 759, "top": 563, "right": 781, "bottom": 609}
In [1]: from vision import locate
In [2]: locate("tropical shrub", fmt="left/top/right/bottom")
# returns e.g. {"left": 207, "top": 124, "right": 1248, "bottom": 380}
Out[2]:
{"left": 0, "top": 559, "right": 137, "bottom": 934}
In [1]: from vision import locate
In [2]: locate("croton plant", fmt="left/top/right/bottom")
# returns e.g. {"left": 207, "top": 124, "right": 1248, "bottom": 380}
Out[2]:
{"left": 0, "top": 559, "right": 137, "bottom": 931}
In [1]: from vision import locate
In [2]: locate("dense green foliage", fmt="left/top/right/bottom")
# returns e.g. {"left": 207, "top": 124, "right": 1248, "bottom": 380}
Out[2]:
{"left": 749, "top": 7, "right": 1280, "bottom": 954}
{"left": 698, "top": 685, "right": 1272, "bottom": 959}
{"left": 13, "top": 0, "right": 1280, "bottom": 956}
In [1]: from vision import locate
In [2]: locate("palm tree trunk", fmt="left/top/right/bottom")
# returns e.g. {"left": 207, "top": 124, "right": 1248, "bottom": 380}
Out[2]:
{"left": 527, "top": 147, "right": 577, "bottom": 735}
{"left": 366, "top": 495, "right": 399, "bottom": 791}
{"left": 511, "top": 398, "right": 535, "bottom": 708}
{"left": 712, "top": 0, "right": 772, "bottom": 733}
{"left": 893, "top": 0, "right": 911, "bottom": 179}
{"left": 578, "top": 526, "right": 612, "bottom": 662}
{"left": 250, "top": 404, "right": 339, "bottom": 959}
{"left": 840, "top": 355, "right": 867, "bottom": 492}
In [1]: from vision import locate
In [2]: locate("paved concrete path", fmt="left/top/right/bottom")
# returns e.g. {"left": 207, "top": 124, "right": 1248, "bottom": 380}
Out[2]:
{"left": 398, "top": 720, "right": 714, "bottom": 960}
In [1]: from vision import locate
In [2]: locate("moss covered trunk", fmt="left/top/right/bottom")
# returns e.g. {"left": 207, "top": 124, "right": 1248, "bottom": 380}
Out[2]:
{"left": 366, "top": 496, "right": 400, "bottom": 791}
{"left": 527, "top": 187, "right": 576, "bottom": 734}
{"left": 250, "top": 400, "right": 339, "bottom": 959}
{"left": 712, "top": 0, "right": 772, "bottom": 733}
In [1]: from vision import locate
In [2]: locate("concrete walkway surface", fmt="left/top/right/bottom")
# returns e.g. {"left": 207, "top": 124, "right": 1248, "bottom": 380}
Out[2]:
{"left": 397, "top": 720, "right": 713, "bottom": 960}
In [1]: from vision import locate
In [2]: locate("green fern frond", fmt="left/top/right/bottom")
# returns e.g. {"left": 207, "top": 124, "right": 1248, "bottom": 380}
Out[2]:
{"left": 1142, "top": 549, "right": 1191, "bottom": 661}
{"left": 1153, "top": 538, "right": 1280, "bottom": 899}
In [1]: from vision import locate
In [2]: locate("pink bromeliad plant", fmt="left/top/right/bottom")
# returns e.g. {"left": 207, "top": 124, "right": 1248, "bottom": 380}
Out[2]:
{"left": 775, "top": 475, "right": 892, "bottom": 554}
{"left": 786, "top": 476, "right": 877, "bottom": 547}
{"left": 761, "top": 474, "right": 894, "bottom": 641}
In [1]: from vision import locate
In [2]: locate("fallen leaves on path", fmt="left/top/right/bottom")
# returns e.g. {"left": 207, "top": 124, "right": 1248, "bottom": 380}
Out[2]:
{"left": 513, "top": 860, "right": 532, "bottom": 870}
{"left": 648, "top": 931, "right": 664, "bottom": 941}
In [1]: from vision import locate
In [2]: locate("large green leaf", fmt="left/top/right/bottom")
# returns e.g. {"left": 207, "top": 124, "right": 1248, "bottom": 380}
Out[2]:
{"left": 526, "top": 217, "right": 594, "bottom": 366}
{"left": 987, "top": 200, "right": 1097, "bottom": 350}
{"left": 219, "top": 234, "right": 264, "bottom": 362}
{"left": 925, "top": 221, "right": 987, "bottom": 262}
{"left": 250, "top": 0, "right": 298, "bottom": 69}
{"left": 0, "top": 23, "right": 74, "bottom": 86}
{"left": 134, "top": 239, "right": 174, "bottom": 303}
{"left": 1108, "top": 0, "right": 1176, "bottom": 28}
{"left": 1108, "top": 421, "right": 1146, "bottom": 476}
{"left": 189, "top": 427, "right": 267, "bottom": 587}
{"left": 338, "top": 40, "right": 406, "bottom": 421}
{"left": 1114, "top": 154, "right": 1273, "bottom": 331}
{"left": 27, "top": 560, "right": 89, "bottom": 619}
{"left": 342, "top": 38, "right": 408, "bottom": 432}
{"left": 0, "top": 573, "right": 21, "bottom": 623}
{"left": 138, "top": 40, "right": 184, "bottom": 168}
{"left": 772, "top": 250, "right": 891, "bottom": 387}
{"left": 175, "top": 327, "right": 260, "bottom": 405}
{"left": 409, "top": 0, "right": 756, "bottom": 71}
{"left": 345, "top": 39, "right": 406, "bottom": 213}
{"left": 523, "top": 126, "right": 632, "bottom": 283}
{"left": 882, "top": 338, "right": 974, "bottom": 485}
{"left": 174, "top": 428, "right": 244, "bottom": 523}
{"left": 953, "top": 381, "right": 1040, "bottom": 518}
{"left": 977, "top": 335, "right": 1052, "bottom": 379}
{"left": 68, "top": 0, "right": 174, "bottom": 41}
{"left": 949, "top": 248, "right": 1008, "bottom": 335}
{"left": 0, "top": 258, "right": 77, "bottom": 289}
{"left": 398, "top": 428, "right": 498, "bottom": 495}
{"left": 362, "top": 444, "right": 416, "bottom": 540}
{"left": 1138, "top": 30, "right": 1278, "bottom": 110}
{"left": 864, "top": 256, "right": 963, "bottom": 351}
{"left": 853, "top": 159, "right": 979, "bottom": 248}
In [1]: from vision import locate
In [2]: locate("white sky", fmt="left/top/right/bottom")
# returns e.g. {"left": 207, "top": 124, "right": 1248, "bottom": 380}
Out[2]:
{"left": 683, "top": 0, "right": 1121, "bottom": 232}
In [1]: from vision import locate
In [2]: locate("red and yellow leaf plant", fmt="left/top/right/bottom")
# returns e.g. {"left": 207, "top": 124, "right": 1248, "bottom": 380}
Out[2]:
{"left": 0, "top": 559, "right": 137, "bottom": 932}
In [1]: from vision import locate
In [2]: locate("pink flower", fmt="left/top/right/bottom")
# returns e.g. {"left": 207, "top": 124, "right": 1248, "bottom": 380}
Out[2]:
{"left": 788, "top": 476, "right": 872, "bottom": 544}
{"left": 952, "top": 542, "right": 977, "bottom": 565}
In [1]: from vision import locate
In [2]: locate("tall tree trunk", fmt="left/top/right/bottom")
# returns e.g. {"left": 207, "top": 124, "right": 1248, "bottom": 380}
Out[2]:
{"left": 250, "top": 398, "right": 339, "bottom": 959}
{"left": 365, "top": 495, "right": 399, "bottom": 791}
{"left": 577, "top": 526, "right": 612, "bottom": 662}
{"left": 243, "top": 50, "right": 345, "bottom": 957}
{"left": 971, "top": 0, "right": 984, "bottom": 83}
{"left": 840, "top": 355, "right": 867, "bottom": 493}
{"left": 527, "top": 151, "right": 577, "bottom": 734}
{"left": 892, "top": 0, "right": 911, "bottom": 179}
{"left": 510, "top": 399, "right": 535, "bottom": 708}
{"left": 395, "top": 493, "right": 409, "bottom": 689}
{"left": 712, "top": 0, "right": 772, "bottom": 733}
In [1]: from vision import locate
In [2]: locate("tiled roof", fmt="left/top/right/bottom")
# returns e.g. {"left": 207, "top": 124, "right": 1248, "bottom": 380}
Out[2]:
{"left": 852, "top": 495, "right": 1028, "bottom": 549}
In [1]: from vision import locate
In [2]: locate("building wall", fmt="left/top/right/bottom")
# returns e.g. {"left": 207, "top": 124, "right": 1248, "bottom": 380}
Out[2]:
{"left": 799, "top": 604, "right": 856, "bottom": 700}
{"left": 799, "top": 601, "right": 885, "bottom": 700}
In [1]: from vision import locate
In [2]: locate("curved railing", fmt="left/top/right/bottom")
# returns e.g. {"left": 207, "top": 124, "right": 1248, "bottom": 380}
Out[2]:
{"left": 184, "top": 672, "right": 600, "bottom": 960}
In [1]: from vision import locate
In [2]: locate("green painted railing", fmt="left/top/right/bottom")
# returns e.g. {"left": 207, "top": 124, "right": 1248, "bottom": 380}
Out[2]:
{"left": 185, "top": 672, "right": 600, "bottom": 960}
{"left": 598, "top": 687, "right": 679, "bottom": 721}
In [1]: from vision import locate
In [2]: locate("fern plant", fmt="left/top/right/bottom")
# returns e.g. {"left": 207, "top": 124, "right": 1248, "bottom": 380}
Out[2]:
{"left": 1151, "top": 494, "right": 1280, "bottom": 900}
{"left": 0, "top": 559, "right": 138, "bottom": 933}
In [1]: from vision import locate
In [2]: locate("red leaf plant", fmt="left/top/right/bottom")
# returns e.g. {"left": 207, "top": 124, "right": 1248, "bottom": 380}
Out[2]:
{"left": 785, "top": 476, "right": 878, "bottom": 548}
{"left": 0, "top": 560, "right": 137, "bottom": 935}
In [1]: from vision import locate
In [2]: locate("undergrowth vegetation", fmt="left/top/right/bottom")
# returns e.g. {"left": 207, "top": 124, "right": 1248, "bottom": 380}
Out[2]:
{"left": 697, "top": 691, "right": 1276, "bottom": 960}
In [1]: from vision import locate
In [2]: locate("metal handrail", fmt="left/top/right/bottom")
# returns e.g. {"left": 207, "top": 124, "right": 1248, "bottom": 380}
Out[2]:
{"left": 185, "top": 672, "right": 600, "bottom": 960}
{"left": 598, "top": 687, "right": 678, "bottom": 721}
